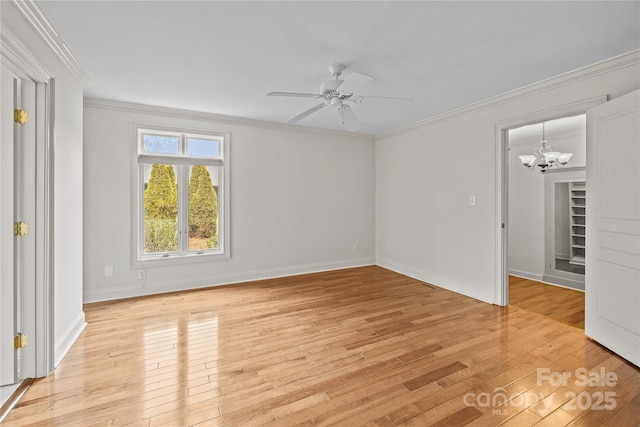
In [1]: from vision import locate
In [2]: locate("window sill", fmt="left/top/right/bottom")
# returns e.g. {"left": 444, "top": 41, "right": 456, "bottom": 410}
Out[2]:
{"left": 133, "top": 251, "right": 230, "bottom": 268}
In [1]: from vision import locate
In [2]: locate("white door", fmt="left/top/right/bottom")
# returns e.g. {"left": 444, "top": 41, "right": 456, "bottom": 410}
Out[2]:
{"left": 1, "top": 64, "right": 17, "bottom": 386}
{"left": 1, "top": 65, "right": 37, "bottom": 385}
{"left": 585, "top": 89, "right": 640, "bottom": 367}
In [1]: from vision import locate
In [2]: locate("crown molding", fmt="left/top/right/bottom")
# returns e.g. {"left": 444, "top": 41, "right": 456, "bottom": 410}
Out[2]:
{"left": 0, "top": 22, "right": 52, "bottom": 82}
{"left": 378, "top": 50, "right": 640, "bottom": 139}
{"left": 11, "top": 0, "right": 91, "bottom": 87}
{"left": 83, "top": 98, "right": 375, "bottom": 141}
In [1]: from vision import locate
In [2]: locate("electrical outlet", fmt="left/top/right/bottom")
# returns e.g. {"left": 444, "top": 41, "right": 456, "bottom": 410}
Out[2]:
{"left": 104, "top": 266, "right": 113, "bottom": 278}
{"left": 138, "top": 269, "right": 146, "bottom": 280}
{"left": 352, "top": 244, "right": 358, "bottom": 253}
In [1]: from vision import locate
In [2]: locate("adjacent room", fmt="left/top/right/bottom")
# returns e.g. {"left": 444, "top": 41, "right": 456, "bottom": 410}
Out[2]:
{"left": 1, "top": 1, "right": 639, "bottom": 426}
{"left": 507, "top": 115, "right": 587, "bottom": 329}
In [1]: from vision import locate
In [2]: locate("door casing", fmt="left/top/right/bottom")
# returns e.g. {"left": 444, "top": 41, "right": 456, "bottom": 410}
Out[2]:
{"left": 494, "top": 96, "right": 607, "bottom": 306}
{"left": 543, "top": 167, "right": 586, "bottom": 289}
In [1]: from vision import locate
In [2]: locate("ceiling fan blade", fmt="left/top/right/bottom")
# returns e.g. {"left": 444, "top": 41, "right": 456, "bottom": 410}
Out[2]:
{"left": 287, "top": 103, "right": 328, "bottom": 124}
{"left": 338, "top": 72, "right": 373, "bottom": 94}
{"left": 268, "top": 91, "right": 322, "bottom": 98}
{"left": 352, "top": 95, "right": 413, "bottom": 105}
{"left": 339, "top": 105, "right": 361, "bottom": 131}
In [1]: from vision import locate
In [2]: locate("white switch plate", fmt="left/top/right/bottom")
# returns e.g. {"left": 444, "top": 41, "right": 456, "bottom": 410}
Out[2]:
{"left": 104, "top": 266, "right": 113, "bottom": 278}
{"left": 469, "top": 195, "right": 476, "bottom": 206}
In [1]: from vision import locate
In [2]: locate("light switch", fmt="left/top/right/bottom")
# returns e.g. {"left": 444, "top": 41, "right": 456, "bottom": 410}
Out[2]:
{"left": 469, "top": 195, "right": 476, "bottom": 206}
{"left": 104, "top": 266, "right": 113, "bottom": 277}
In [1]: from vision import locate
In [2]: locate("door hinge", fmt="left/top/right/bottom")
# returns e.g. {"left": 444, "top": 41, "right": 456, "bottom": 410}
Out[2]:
{"left": 14, "top": 109, "right": 29, "bottom": 125}
{"left": 14, "top": 333, "right": 28, "bottom": 349}
{"left": 14, "top": 221, "right": 28, "bottom": 237}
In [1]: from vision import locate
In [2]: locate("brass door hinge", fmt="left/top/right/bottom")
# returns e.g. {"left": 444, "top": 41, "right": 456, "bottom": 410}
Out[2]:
{"left": 14, "top": 333, "right": 28, "bottom": 349}
{"left": 14, "top": 221, "right": 28, "bottom": 237}
{"left": 14, "top": 109, "right": 29, "bottom": 125}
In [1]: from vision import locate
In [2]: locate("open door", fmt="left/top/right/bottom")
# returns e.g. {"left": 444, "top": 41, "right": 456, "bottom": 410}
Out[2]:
{"left": 1, "top": 64, "right": 38, "bottom": 386}
{"left": 0, "top": 65, "right": 18, "bottom": 386}
{"left": 585, "top": 89, "right": 640, "bottom": 367}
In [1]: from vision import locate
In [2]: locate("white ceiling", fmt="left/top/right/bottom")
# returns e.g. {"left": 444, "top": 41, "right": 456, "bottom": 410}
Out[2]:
{"left": 37, "top": 1, "right": 640, "bottom": 135}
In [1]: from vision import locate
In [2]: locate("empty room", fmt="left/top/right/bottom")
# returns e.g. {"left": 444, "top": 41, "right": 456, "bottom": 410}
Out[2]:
{"left": 1, "top": 1, "right": 639, "bottom": 426}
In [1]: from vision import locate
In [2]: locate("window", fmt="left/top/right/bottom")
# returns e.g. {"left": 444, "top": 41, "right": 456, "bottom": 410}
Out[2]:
{"left": 134, "top": 126, "right": 230, "bottom": 265}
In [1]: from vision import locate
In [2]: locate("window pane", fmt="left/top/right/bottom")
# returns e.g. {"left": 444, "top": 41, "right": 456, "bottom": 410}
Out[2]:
{"left": 188, "top": 165, "right": 219, "bottom": 251}
{"left": 143, "top": 134, "right": 179, "bottom": 155}
{"left": 143, "top": 164, "right": 178, "bottom": 254}
{"left": 187, "top": 138, "right": 220, "bottom": 158}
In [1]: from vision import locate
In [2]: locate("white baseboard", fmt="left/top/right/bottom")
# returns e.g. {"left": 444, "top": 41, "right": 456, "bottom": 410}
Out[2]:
{"left": 84, "top": 257, "right": 375, "bottom": 303}
{"left": 55, "top": 311, "right": 86, "bottom": 367}
{"left": 376, "top": 257, "right": 493, "bottom": 305}
{"left": 542, "top": 274, "right": 585, "bottom": 291}
{"left": 508, "top": 269, "right": 544, "bottom": 282}
{"left": 510, "top": 272, "right": 585, "bottom": 292}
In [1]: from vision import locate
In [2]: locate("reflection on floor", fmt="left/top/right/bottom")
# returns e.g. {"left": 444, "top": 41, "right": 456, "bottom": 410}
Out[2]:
{"left": 0, "top": 383, "right": 20, "bottom": 408}
{"left": 509, "top": 275, "right": 585, "bottom": 329}
{"left": 8, "top": 267, "right": 639, "bottom": 426}
{"left": 555, "top": 258, "right": 585, "bottom": 275}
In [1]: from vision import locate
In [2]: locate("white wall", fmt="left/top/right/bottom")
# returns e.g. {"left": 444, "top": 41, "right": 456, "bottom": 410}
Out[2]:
{"left": 83, "top": 100, "right": 375, "bottom": 302}
{"left": 507, "top": 117, "right": 586, "bottom": 281}
{"left": 2, "top": 1, "right": 86, "bottom": 364}
{"left": 376, "top": 51, "right": 640, "bottom": 304}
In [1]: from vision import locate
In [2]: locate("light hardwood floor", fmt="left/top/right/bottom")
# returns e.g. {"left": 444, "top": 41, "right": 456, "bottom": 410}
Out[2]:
{"left": 4, "top": 266, "right": 639, "bottom": 426}
{"left": 508, "top": 276, "right": 585, "bottom": 330}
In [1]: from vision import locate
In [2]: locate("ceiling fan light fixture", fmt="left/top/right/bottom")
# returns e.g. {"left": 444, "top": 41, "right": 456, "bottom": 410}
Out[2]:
{"left": 267, "top": 63, "right": 412, "bottom": 131}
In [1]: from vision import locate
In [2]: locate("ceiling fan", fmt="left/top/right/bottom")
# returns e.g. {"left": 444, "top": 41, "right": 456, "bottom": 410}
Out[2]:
{"left": 267, "top": 63, "right": 411, "bottom": 131}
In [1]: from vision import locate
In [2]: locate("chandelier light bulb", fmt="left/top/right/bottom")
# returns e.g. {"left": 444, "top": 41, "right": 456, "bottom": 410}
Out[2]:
{"left": 558, "top": 152, "right": 574, "bottom": 165}
{"left": 519, "top": 155, "right": 537, "bottom": 168}
{"left": 543, "top": 151, "right": 561, "bottom": 163}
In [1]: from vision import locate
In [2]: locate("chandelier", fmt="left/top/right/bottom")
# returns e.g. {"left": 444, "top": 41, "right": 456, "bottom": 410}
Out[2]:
{"left": 519, "top": 122, "right": 573, "bottom": 173}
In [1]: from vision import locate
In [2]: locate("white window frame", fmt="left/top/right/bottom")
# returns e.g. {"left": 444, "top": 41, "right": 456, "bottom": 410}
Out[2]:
{"left": 131, "top": 123, "right": 230, "bottom": 267}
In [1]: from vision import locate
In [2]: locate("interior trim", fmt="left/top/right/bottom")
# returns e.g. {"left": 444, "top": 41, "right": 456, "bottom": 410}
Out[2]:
{"left": 11, "top": 0, "right": 91, "bottom": 87}
{"left": 84, "top": 97, "right": 376, "bottom": 141}
{"left": 379, "top": 50, "right": 639, "bottom": 138}
{"left": 84, "top": 258, "right": 375, "bottom": 303}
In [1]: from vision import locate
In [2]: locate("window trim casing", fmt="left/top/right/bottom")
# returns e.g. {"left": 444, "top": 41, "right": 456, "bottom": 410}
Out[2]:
{"left": 131, "top": 123, "right": 231, "bottom": 268}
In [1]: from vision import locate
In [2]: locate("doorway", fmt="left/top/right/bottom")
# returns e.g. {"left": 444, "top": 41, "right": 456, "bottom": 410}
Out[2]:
{"left": 493, "top": 96, "right": 606, "bottom": 307}
{"left": 506, "top": 115, "right": 587, "bottom": 328}
{"left": 507, "top": 116, "right": 586, "bottom": 282}
{"left": 544, "top": 170, "right": 587, "bottom": 287}
{"left": 0, "top": 43, "right": 55, "bottom": 406}
{"left": 496, "top": 92, "right": 640, "bottom": 367}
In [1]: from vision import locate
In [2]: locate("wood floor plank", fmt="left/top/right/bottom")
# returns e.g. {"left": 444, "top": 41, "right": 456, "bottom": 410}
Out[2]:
{"left": 402, "top": 361, "right": 468, "bottom": 391}
{"left": 3, "top": 266, "right": 638, "bottom": 426}
{"left": 509, "top": 275, "right": 585, "bottom": 329}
